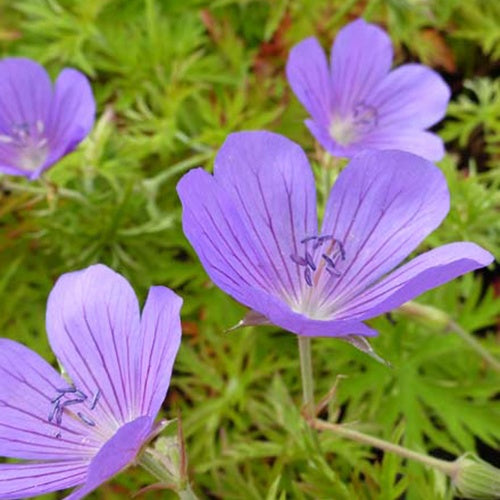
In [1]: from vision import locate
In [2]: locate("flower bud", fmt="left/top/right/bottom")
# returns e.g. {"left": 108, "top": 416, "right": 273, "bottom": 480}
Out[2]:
{"left": 452, "top": 453, "right": 500, "bottom": 499}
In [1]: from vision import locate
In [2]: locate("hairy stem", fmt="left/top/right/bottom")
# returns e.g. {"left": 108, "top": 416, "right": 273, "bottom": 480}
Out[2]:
{"left": 298, "top": 336, "right": 315, "bottom": 418}
{"left": 310, "top": 418, "right": 457, "bottom": 477}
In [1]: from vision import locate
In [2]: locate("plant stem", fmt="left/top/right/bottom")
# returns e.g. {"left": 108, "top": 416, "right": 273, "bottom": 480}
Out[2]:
{"left": 298, "top": 336, "right": 315, "bottom": 418}
{"left": 397, "top": 301, "right": 500, "bottom": 372}
{"left": 310, "top": 418, "right": 457, "bottom": 477}
{"left": 448, "top": 320, "right": 500, "bottom": 372}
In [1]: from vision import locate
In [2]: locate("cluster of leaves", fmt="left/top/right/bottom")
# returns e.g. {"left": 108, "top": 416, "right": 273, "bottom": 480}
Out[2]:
{"left": 0, "top": 0, "right": 498, "bottom": 499}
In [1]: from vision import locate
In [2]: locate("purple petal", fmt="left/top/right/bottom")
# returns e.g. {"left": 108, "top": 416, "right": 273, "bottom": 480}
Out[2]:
{"left": 286, "top": 37, "right": 333, "bottom": 126}
{"left": 46, "top": 264, "right": 141, "bottom": 430}
{"left": 0, "top": 339, "right": 99, "bottom": 460}
{"left": 64, "top": 416, "right": 153, "bottom": 500}
{"left": 41, "top": 68, "right": 95, "bottom": 176}
{"left": 369, "top": 63, "right": 450, "bottom": 130}
{"left": 178, "top": 131, "right": 318, "bottom": 308}
{"left": 214, "top": 131, "right": 318, "bottom": 305}
{"left": 334, "top": 242, "right": 494, "bottom": 319}
{"left": 178, "top": 167, "right": 278, "bottom": 311}
{"left": 136, "top": 286, "right": 182, "bottom": 417}
{"left": 0, "top": 58, "right": 51, "bottom": 132}
{"left": 0, "top": 58, "right": 52, "bottom": 178}
{"left": 318, "top": 150, "right": 449, "bottom": 315}
{"left": 246, "top": 288, "right": 378, "bottom": 337}
{"left": 360, "top": 128, "right": 446, "bottom": 162}
{"left": 330, "top": 19, "right": 392, "bottom": 115}
{"left": 0, "top": 460, "right": 87, "bottom": 500}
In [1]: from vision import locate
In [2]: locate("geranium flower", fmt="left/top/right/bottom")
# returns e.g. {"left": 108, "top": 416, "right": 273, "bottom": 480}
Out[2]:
{"left": 177, "top": 131, "right": 492, "bottom": 338}
{"left": 0, "top": 264, "right": 182, "bottom": 499}
{"left": 0, "top": 57, "right": 95, "bottom": 180}
{"left": 286, "top": 19, "right": 450, "bottom": 161}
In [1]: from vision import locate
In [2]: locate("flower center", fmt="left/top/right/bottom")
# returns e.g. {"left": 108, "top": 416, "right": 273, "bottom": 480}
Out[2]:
{"left": 49, "top": 385, "right": 100, "bottom": 433}
{"left": 289, "top": 235, "right": 347, "bottom": 319}
{"left": 329, "top": 101, "right": 378, "bottom": 146}
{"left": 0, "top": 120, "right": 49, "bottom": 170}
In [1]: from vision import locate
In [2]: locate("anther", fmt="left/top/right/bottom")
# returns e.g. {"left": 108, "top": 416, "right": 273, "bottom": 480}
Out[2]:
{"left": 301, "top": 236, "right": 317, "bottom": 244}
{"left": 290, "top": 254, "right": 307, "bottom": 266}
{"left": 51, "top": 393, "right": 64, "bottom": 404}
{"left": 304, "top": 267, "right": 313, "bottom": 287}
{"left": 61, "top": 399, "right": 83, "bottom": 408}
{"left": 90, "top": 390, "right": 101, "bottom": 410}
{"left": 78, "top": 412, "right": 96, "bottom": 427}
{"left": 48, "top": 402, "right": 60, "bottom": 423}
{"left": 305, "top": 252, "right": 316, "bottom": 271}
{"left": 56, "top": 386, "right": 76, "bottom": 394}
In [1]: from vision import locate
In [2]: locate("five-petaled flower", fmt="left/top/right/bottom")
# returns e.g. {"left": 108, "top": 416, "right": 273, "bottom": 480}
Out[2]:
{"left": 0, "top": 57, "right": 95, "bottom": 180}
{"left": 286, "top": 19, "right": 450, "bottom": 161}
{"left": 177, "top": 131, "right": 493, "bottom": 338}
{"left": 0, "top": 264, "right": 182, "bottom": 499}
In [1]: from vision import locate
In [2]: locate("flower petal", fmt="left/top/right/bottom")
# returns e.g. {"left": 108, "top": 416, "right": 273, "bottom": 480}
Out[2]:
{"left": 318, "top": 150, "right": 449, "bottom": 316}
{"left": 42, "top": 68, "right": 95, "bottom": 174}
{"left": 335, "top": 243, "right": 494, "bottom": 319}
{"left": 214, "top": 131, "right": 318, "bottom": 305}
{"left": 330, "top": 19, "right": 392, "bottom": 115}
{"left": 64, "top": 416, "right": 153, "bottom": 500}
{"left": 46, "top": 264, "right": 141, "bottom": 430}
{"left": 286, "top": 37, "right": 333, "bottom": 126}
{"left": 248, "top": 288, "right": 378, "bottom": 337}
{"left": 178, "top": 167, "right": 278, "bottom": 311}
{"left": 0, "top": 460, "right": 88, "bottom": 500}
{"left": 0, "top": 58, "right": 51, "bottom": 131}
{"left": 0, "top": 339, "right": 99, "bottom": 460}
{"left": 178, "top": 131, "right": 318, "bottom": 308}
{"left": 369, "top": 63, "right": 450, "bottom": 130}
{"left": 360, "top": 128, "right": 445, "bottom": 162}
{"left": 136, "top": 286, "right": 182, "bottom": 417}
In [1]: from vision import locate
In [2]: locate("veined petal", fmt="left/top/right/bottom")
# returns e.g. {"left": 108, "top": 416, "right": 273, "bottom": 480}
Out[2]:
{"left": 178, "top": 167, "right": 279, "bottom": 310}
{"left": 42, "top": 68, "right": 95, "bottom": 175}
{"left": 0, "top": 460, "right": 88, "bottom": 500}
{"left": 136, "top": 287, "right": 182, "bottom": 417}
{"left": 369, "top": 63, "right": 450, "bottom": 130}
{"left": 330, "top": 19, "right": 392, "bottom": 115}
{"left": 0, "top": 339, "right": 99, "bottom": 460}
{"left": 64, "top": 416, "right": 153, "bottom": 500}
{"left": 335, "top": 243, "right": 494, "bottom": 319}
{"left": 286, "top": 37, "right": 333, "bottom": 126}
{"left": 46, "top": 264, "right": 141, "bottom": 431}
{"left": 361, "top": 128, "right": 445, "bottom": 162}
{"left": 247, "top": 287, "right": 377, "bottom": 337}
{"left": 318, "top": 150, "right": 449, "bottom": 315}
{"left": 0, "top": 58, "right": 51, "bottom": 132}
{"left": 214, "top": 131, "right": 318, "bottom": 305}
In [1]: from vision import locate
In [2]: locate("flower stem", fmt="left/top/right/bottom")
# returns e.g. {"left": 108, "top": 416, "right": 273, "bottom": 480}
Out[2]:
{"left": 298, "top": 336, "right": 315, "bottom": 418}
{"left": 309, "top": 418, "right": 456, "bottom": 477}
{"left": 397, "top": 301, "right": 500, "bottom": 372}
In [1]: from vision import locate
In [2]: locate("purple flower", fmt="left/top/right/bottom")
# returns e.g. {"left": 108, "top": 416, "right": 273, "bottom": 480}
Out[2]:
{"left": 0, "top": 264, "right": 182, "bottom": 499}
{"left": 177, "top": 131, "right": 493, "bottom": 338}
{"left": 286, "top": 19, "right": 450, "bottom": 161}
{"left": 0, "top": 58, "right": 95, "bottom": 180}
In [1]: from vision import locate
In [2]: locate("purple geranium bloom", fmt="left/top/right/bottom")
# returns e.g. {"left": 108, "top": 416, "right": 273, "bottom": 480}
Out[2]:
{"left": 177, "top": 131, "right": 493, "bottom": 338}
{"left": 0, "top": 264, "right": 182, "bottom": 499}
{"left": 286, "top": 19, "right": 450, "bottom": 161}
{"left": 0, "top": 57, "right": 95, "bottom": 180}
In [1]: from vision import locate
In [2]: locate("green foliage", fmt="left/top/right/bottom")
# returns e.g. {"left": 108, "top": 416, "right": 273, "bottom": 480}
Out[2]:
{"left": 0, "top": 0, "right": 498, "bottom": 499}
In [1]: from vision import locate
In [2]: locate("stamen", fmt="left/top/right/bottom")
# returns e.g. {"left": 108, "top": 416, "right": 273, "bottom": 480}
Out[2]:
{"left": 51, "top": 393, "right": 64, "bottom": 404}
{"left": 77, "top": 412, "right": 96, "bottom": 427}
{"left": 304, "top": 267, "right": 313, "bottom": 287}
{"left": 56, "top": 386, "right": 76, "bottom": 394}
{"left": 61, "top": 399, "right": 84, "bottom": 408}
{"left": 290, "top": 253, "right": 307, "bottom": 266}
{"left": 301, "top": 236, "right": 317, "bottom": 244}
{"left": 48, "top": 402, "right": 60, "bottom": 423}
{"left": 55, "top": 432, "right": 62, "bottom": 439}
{"left": 305, "top": 252, "right": 316, "bottom": 271}
{"left": 74, "top": 390, "right": 87, "bottom": 401}
{"left": 90, "top": 390, "right": 101, "bottom": 410}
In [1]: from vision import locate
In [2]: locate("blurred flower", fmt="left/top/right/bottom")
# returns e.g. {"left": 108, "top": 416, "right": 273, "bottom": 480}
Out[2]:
{"left": 286, "top": 19, "right": 450, "bottom": 161}
{"left": 177, "top": 131, "right": 492, "bottom": 338}
{"left": 0, "top": 264, "right": 182, "bottom": 499}
{"left": 0, "top": 58, "right": 95, "bottom": 180}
